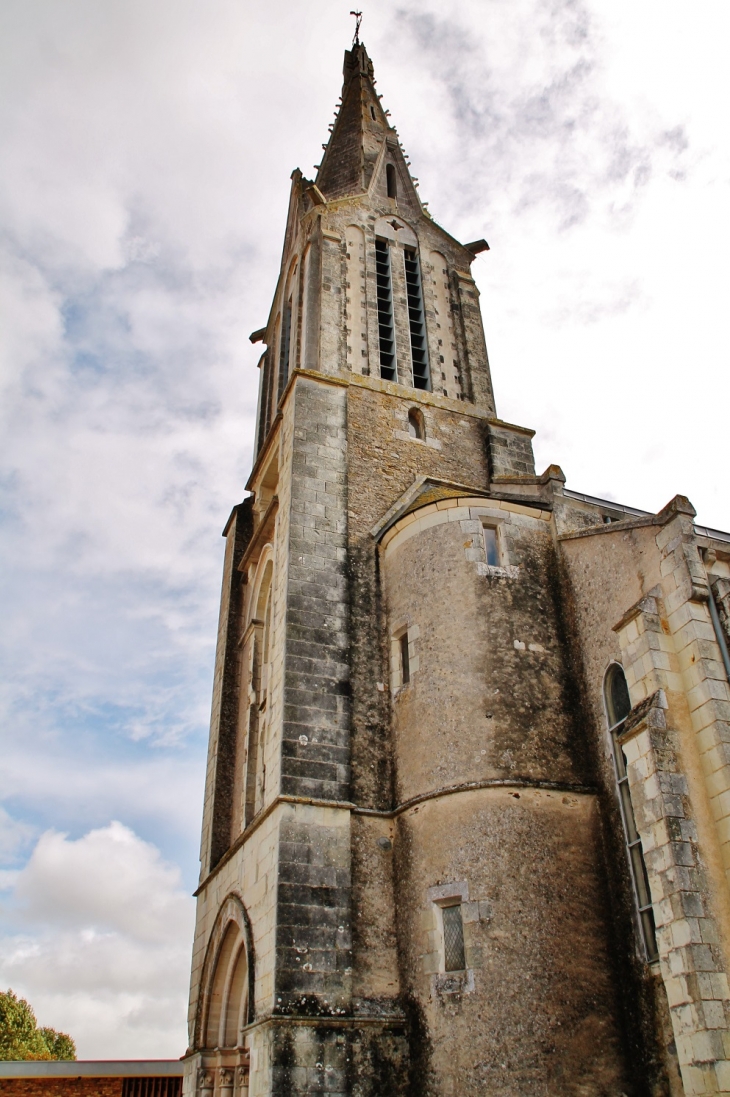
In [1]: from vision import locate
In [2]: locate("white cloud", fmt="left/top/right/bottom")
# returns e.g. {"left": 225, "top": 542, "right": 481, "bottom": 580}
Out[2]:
{"left": 0, "top": 823, "right": 195, "bottom": 1058}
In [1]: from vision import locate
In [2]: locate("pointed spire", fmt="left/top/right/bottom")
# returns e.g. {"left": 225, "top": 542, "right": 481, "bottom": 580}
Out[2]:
{"left": 315, "top": 43, "right": 382, "bottom": 200}
{"left": 315, "top": 42, "right": 421, "bottom": 209}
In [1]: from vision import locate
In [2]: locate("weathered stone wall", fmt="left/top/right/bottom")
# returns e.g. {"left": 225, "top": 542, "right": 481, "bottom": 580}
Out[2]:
{"left": 381, "top": 498, "right": 584, "bottom": 801}
{"left": 281, "top": 376, "right": 349, "bottom": 804}
{"left": 394, "top": 786, "right": 629, "bottom": 1097}
{"left": 558, "top": 518, "right": 683, "bottom": 1092}
{"left": 349, "top": 814, "right": 400, "bottom": 1006}
{"left": 344, "top": 382, "right": 492, "bottom": 815}
{"left": 487, "top": 421, "right": 537, "bottom": 479}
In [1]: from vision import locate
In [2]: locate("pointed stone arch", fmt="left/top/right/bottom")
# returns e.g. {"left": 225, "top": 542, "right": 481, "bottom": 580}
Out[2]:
{"left": 195, "top": 893, "right": 255, "bottom": 1050}
{"left": 243, "top": 548, "right": 275, "bottom": 823}
{"left": 249, "top": 545, "right": 275, "bottom": 629}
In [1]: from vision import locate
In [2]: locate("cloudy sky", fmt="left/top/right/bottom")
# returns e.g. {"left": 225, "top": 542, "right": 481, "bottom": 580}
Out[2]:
{"left": 0, "top": 0, "right": 728, "bottom": 1061}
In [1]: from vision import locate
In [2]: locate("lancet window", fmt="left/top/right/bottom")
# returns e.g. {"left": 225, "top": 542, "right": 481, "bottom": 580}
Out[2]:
{"left": 199, "top": 898, "right": 252, "bottom": 1052}
{"left": 277, "top": 298, "right": 292, "bottom": 403}
{"left": 604, "top": 663, "right": 658, "bottom": 961}
{"left": 386, "top": 162, "right": 397, "bottom": 199}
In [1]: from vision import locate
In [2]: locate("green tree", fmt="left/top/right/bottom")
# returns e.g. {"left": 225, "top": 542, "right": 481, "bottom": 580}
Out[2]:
{"left": 0, "top": 990, "right": 76, "bottom": 1061}
{"left": 39, "top": 1027, "right": 76, "bottom": 1061}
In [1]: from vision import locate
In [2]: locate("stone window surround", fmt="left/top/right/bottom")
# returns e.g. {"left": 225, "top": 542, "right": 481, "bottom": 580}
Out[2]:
{"left": 460, "top": 510, "right": 520, "bottom": 580}
{"left": 421, "top": 880, "right": 491, "bottom": 996}
{"left": 393, "top": 405, "right": 442, "bottom": 449}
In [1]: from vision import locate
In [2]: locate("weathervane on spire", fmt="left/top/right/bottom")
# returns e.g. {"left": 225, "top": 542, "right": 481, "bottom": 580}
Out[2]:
{"left": 350, "top": 10, "right": 363, "bottom": 46}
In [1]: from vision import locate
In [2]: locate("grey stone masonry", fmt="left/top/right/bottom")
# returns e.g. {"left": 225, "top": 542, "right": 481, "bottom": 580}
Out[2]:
{"left": 620, "top": 690, "right": 730, "bottom": 1095}
{"left": 487, "top": 422, "right": 537, "bottom": 480}
{"left": 453, "top": 271, "right": 496, "bottom": 412}
{"left": 275, "top": 809, "right": 352, "bottom": 1012}
{"left": 281, "top": 376, "right": 350, "bottom": 802}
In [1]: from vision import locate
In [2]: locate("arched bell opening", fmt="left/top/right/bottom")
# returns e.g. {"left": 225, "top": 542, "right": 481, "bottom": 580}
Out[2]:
{"left": 196, "top": 895, "right": 255, "bottom": 1052}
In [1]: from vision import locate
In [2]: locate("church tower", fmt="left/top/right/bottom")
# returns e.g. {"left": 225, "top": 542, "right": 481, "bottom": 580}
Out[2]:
{"left": 184, "top": 34, "right": 730, "bottom": 1097}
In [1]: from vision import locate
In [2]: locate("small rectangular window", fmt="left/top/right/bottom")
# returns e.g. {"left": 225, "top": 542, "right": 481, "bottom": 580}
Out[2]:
{"left": 400, "top": 632, "right": 410, "bottom": 684}
{"left": 483, "top": 526, "right": 499, "bottom": 567}
{"left": 442, "top": 904, "right": 466, "bottom": 972}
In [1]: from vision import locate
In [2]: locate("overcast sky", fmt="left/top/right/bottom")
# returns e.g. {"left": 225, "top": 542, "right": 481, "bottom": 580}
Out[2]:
{"left": 0, "top": 0, "right": 728, "bottom": 1061}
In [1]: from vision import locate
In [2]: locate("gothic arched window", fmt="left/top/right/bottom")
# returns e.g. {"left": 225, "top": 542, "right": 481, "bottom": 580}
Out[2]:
{"left": 197, "top": 896, "right": 253, "bottom": 1052}
{"left": 604, "top": 663, "right": 658, "bottom": 960}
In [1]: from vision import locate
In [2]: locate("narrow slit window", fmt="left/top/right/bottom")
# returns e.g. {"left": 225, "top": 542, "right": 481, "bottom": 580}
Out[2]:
{"left": 483, "top": 526, "right": 499, "bottom": 567}
{"left": 400, "top": 632, "right": 410, "bottom": 685}
{"left": 375, "top": 239, "right": 397, "bottom": 382}
{"left": 257, "top": 351, "right": 273, "bottom": 454}
{"left": 408, "top": 408, "right": 424, "bottom": 439}
{"left": 604, "top": 664, "right": 658, "bottom": 961}
{"left": 404, "top": 249, "right": 430, "bottom": 391}
{"left": 386, "top": 163, "right": 397, "bottom": 199}
{"left": 442, "top": 904, "right": 466, "bottom": 972}
{"left": 277, "top": 299, "right": 292, "bottom": 403}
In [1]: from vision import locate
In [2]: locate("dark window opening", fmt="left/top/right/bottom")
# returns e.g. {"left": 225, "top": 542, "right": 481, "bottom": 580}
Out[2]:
{"left": 277, "top": 299, "right": 292, "bottom": 403}
{"left": 708, "top": 588, "right": 730, "bottom": 682}
{"left": 400, "top": 632, "right": 410, "bottom": 684}
{"left": 386, "top": 163, "right": 397, "bottom": 199}
{"left": 442, "top": 904, "right": 466, "bottom": 971}
{"left": 375, "top": 239, "right": 397, "bottom": 381}
{"left": 606, "top": 663, "right": 631, "bottom": 727}
{"left": 122, "top": 1080, "right": 182, "bottom": 1097}
{"left": 404, "top": 249, "right": 430, "bottom": 390}
{"left": 408, "top": 408, "right": 424, "bottom": 439}
{"left": 256, "top": 351, "right": 274, "bottom": 455}
{"left": 370, "top": 105, "right": 376, "bottom": 120}
{"left": 483, "top": 526, "right": 499, "bottom": 567}
{"left": 605, "top": 664, "right": 658, "bottom": 961}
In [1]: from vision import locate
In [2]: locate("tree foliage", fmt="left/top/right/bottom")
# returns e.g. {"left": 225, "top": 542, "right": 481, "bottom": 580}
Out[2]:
{"left": 0, "top": 990, "right": 76, "bottom": 1061}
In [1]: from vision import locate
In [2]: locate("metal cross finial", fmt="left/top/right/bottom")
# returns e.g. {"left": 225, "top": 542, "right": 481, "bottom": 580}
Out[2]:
{"left": 350, "top": 10, "right": 363, "bottom": 46}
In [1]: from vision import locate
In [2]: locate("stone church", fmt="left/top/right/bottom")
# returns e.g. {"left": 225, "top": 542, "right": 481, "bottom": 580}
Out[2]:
{"left": 182, "top": 36, "right": 730, "bottom": 1097}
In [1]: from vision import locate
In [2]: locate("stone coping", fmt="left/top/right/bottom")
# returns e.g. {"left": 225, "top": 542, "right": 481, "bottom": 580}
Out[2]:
{"left": 0, "top": 1061, "right": 185, "bottom": 1079}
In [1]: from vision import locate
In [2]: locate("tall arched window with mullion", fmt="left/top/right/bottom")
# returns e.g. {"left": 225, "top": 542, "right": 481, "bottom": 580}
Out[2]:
{"left": 604, "top": 663, "right": 658, "bottom": 961}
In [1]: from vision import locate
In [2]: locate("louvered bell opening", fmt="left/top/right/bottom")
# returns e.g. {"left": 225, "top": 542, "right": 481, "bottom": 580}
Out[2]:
{"left": 404, "top": 249, "right": 430, "bottom": 391}
{"left": 375, "top": 239, "right": 397, "bottom": 381}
